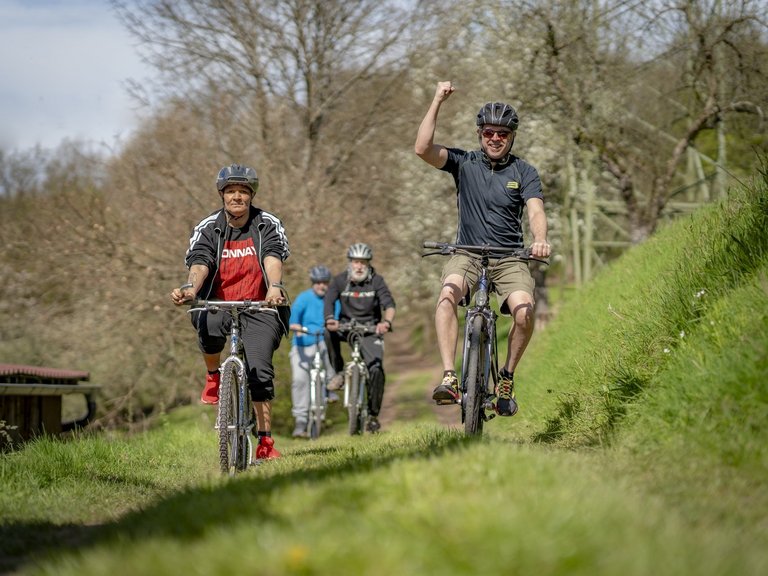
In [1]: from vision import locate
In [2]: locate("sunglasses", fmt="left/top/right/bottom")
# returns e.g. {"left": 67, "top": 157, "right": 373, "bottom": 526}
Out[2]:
{"left": 481, "top": 128, "right": 512, "bottom": 141}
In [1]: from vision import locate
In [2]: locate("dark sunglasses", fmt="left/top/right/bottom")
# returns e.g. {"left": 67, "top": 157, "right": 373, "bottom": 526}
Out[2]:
{"left": 481, "top": 128, "right": 512, "bottom": 140}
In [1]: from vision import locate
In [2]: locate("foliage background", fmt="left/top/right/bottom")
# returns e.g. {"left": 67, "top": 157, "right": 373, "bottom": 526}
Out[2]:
{"left": 1, "top": 0, "right": 766, "bottom": 429}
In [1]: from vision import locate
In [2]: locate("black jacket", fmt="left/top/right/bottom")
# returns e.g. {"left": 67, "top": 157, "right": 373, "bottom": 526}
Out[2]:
{"left": 324, "top": 269, "right": 395, "bottom": 325}
{"left": 185, "top": 205, "right": 291, "bottom": 333}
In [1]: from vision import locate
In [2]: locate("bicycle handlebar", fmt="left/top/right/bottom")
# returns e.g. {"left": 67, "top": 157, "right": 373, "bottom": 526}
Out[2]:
{"left": 296, "top": 326, "right": 325, "bottom": 337}
{"left": 336, "top": 320, "right": 379, "bottom": 335}
{"left": 422, "top": 241, "right": 549, "bottom": 264}
{"left": 187, "top": 299, "right": 281, "bottom": 314}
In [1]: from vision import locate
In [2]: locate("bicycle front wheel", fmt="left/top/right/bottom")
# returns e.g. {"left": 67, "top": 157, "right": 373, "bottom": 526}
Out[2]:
{"left": 463, "top": 314, "right": 485, "bottom": 436}
{"left": 347, "top": 365, "right": 362, "bottom": 435}
{"left": 309, "top": 371, "right": 324, "bottom": 440}
{"left": 235, "top": 384, "right": 253, "bottom": 471}
{"left": 217, "top": 364, "right": 239, "bottom": 474}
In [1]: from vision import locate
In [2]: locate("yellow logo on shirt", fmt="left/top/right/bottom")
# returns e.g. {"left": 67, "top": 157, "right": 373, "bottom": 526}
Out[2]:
{"left": 506, "top": 181, "right": 520, "bottom": 189}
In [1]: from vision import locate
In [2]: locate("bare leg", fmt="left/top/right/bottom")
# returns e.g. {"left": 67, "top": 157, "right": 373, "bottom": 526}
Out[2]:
{"left": 502, "top": 291, "right": 535, "bottom": 373}
{"left": 253, "top": 401, "right": 272, "bottom": 432}
{"left": 203, "top": 353, "right": 221, "bottom": 372}
{"left": 435, "top": 275, "right": 467, "bottom": 371}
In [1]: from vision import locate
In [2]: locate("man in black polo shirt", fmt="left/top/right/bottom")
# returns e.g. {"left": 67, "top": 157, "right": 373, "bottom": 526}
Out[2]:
{"left": 415, "top": 81, "right": 551, "bottom": 417}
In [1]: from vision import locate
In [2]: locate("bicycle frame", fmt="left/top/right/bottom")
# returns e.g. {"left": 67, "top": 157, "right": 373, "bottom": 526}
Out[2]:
{"left": 188, "top": 299, "right": 275, "bottom": 474}
{"left": 299, "top": 328, "right": 328, "bottom": 439}
{"left": 337, "top": 321, "right": 377, "bottom": 435}
{"left": 459, "top": 255, "right": 499, "bottom": 435}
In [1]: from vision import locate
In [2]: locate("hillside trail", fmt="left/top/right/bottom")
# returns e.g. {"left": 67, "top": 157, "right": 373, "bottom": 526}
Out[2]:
{"left": 378, "top": 327, "right": 460, "bottom": 430}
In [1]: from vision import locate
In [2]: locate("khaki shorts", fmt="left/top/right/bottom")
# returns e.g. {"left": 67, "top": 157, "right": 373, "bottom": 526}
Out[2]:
{"left": 441, "top": 254, "right": 535, "bottom": 315}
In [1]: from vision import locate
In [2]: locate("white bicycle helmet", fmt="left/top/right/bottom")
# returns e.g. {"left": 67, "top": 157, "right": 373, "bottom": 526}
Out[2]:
{"left": 347, "top": 242, "right": 373, "bottom": 260}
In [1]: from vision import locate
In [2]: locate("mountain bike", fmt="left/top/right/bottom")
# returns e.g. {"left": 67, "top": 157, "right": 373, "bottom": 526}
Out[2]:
{"left": 422, "top": 242, "right": 548, "bottom": 436}
{"left": 336, "top": 320, "right": 378, "bottom": 435}
{"left": 296, "top": 327, "right": 328, "bottom": 440}
{"left": 187, "top": 299, "right": 278, "bottom": 474}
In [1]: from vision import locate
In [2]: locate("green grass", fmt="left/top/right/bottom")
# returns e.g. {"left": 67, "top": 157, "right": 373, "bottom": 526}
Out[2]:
{"left": 2, "top": 420, "right": 763, "bottom": 576}
{"left": 2, "top": 172, "right": 767, "bottom": 575}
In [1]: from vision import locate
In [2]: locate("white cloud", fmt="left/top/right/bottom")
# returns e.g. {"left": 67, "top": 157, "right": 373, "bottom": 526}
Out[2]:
{"left": 0, "top": 0, "right": 153, "bottom": 152}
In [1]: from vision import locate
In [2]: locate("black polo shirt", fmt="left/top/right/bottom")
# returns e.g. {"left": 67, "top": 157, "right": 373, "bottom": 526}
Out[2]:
{"left": 442, "top": 148, "right": 543, "bottom": 248}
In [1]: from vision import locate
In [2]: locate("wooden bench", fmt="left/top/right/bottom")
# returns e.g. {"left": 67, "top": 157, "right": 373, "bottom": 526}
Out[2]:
{"left": 0, "top": 364, "right": 100, "bottom": 447}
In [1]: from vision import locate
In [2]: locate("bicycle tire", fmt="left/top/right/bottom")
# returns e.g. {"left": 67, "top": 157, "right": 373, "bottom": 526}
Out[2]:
{"left": 347, "top": 364, "right": 362, "bottom": 435}
{"left": 309, "top": 371, "right": 324, "bottom": 440}
{"left": 217, "top": 364, "right": 239, "bottom": 474}
{"left": 463, "top": 314, "right": 485, "bottom": 436}
{"left": 359, "top": 371, "right": 369, "bottom": 434}
{"left": 235, "top": 385, "right": 252, "bottom": 471}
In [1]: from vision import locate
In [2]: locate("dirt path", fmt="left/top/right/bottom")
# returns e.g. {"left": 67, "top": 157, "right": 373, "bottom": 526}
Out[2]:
{"left": 378, "top": 329, "right": 459, "bottom": 430}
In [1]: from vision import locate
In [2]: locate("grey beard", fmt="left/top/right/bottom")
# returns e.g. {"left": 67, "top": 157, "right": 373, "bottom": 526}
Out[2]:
{"left": 349, "top": 267, "right": 369, "bottom": 282}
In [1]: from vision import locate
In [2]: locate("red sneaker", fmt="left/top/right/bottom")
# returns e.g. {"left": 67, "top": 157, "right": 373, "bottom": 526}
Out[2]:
{"left": 201, "top": 372, "right": 220, "bottom": 404}
{"left": 255, "top": 436, "right": 281, "bottom": 460}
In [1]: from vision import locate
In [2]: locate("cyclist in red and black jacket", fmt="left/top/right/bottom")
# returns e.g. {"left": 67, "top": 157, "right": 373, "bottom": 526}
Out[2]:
{"left": 170, "top": 163, "right": 289, "bottom": 460}
{"left": 323, "top": 243, "right": 396, "bottom": 433}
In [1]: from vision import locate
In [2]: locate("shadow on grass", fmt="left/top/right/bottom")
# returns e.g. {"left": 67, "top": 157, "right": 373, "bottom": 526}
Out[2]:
{"left": 532, "top": 394, "right": 581, "bottom": 444}
{"left": 0, "top": 428, "right": 473, "bottom": 574}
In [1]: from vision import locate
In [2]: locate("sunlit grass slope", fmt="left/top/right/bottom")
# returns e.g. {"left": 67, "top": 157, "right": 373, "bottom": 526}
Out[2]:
{"left": 516, "top": 169, "right": 768, "bottom": 448}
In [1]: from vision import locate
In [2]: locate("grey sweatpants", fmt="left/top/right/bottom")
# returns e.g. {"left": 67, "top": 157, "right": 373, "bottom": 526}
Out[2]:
{"left": 289, "top": 341, "right": 336, "bottom": 422}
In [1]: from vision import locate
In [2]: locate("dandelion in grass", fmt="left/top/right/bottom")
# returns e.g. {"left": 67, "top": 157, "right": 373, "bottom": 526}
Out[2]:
{"left": 680, "top": 330, "right": 685, "bottom": 339}
{"left": 695, "top": 289, "right": 706, "bottom": 299}
{"left": 663, "top": 348, "right": 671, "bottom": 354}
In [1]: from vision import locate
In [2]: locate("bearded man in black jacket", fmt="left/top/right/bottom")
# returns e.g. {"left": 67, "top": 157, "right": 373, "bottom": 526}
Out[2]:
{"left": 324, "top": 243, "right": 396, "bottom": 433}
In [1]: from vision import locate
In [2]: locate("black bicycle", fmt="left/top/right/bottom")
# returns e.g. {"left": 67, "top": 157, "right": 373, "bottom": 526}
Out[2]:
{"left": 422, "top": 242, "right": 547, "bottom": 436}
{"left": 187, "top": 299, "right": 278, "bottom": 474}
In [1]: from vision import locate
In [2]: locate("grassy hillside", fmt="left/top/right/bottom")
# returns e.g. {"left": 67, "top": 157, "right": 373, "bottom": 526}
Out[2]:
{"left": 1, "top": 171, "right": 766, "bottom": 575}
{"left": 518, "top": 169, "right": 768, "bottom": 447}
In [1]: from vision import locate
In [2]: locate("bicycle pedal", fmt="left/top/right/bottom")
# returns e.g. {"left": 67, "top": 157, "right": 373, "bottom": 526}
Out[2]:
{"left": 435, "top": 399, "right": 458, "bottom": 406}
{"left": 484, "top": 412, "right": 496, "bottom": 422}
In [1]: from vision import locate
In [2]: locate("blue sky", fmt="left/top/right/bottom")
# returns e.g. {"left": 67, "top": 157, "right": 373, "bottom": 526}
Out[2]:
{"left": 0, "top": 0, "right": 152, "bottom": 152}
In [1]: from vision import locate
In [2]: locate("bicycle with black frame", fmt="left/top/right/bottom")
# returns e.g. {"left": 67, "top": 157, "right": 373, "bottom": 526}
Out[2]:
{"left": 422, "top": 241, "right": 548, "bottom": 436}
{"left": 187, "top": 298, "right": 279, "bottom": 474}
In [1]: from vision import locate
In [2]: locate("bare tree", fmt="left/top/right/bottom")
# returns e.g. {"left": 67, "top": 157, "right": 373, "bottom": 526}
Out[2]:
{"left": 528, "top": 0, "right": 766, "bottom": 243}
{"left": 113, "top": 0, "right": 428, "bottom": 280}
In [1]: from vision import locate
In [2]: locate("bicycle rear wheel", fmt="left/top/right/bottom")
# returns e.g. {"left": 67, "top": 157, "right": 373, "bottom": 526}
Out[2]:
{"left": 463, "top": 314, "right": 485, "bottom": 436}
{"left": 347, "top": 365, "right": 362, "bottom": 435}
{"left": 217, "top": 364, "right": 239, "bottom": 474}
{"left": 309, "top": 371, "right": 324, "bottom": 440}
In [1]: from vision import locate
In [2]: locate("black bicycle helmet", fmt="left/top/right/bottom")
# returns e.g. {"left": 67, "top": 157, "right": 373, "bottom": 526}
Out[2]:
{"left": 216, "top": 164, "right": 259, "bottom": 194}
{"left": 476, "top": 102, "right": 519, "bottom": 131}
{"left": 309, "top": 265, "right": 332, "bottom": 283}
{"left": 347, "top": 242, "right": 373, "bottom": 260}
